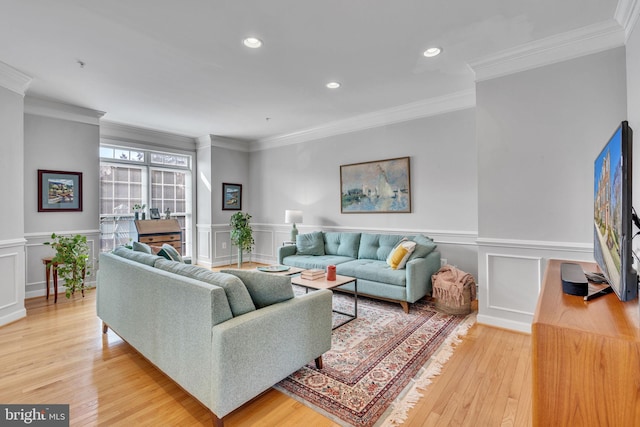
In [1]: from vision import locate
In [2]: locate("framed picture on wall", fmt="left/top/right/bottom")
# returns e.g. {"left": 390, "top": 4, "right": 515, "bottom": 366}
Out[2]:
{"left": 340, "top": 157, "right": 411, "bottom": 213}
{"left": 38, "top": 170, "right": 83, "bottom": 212}
{"left": 222, "top": 183, "right": 242, "bottom": 210}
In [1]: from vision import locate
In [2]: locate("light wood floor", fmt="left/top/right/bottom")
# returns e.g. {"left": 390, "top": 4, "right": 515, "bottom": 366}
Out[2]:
{"left": 0, "top": 277, "right": 532, "bottom": 426}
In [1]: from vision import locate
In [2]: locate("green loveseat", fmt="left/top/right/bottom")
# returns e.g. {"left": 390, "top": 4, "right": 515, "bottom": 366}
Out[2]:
{"left": 97, "top": 247, "right": 332, "bottom": 426}
{"left": 277, "top": 231, "right": 440, "bottom": 313}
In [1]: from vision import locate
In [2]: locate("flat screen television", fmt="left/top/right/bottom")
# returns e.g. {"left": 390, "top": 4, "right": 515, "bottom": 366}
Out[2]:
{"left": 593, "top": 120, "right": 638, "bottom": 301}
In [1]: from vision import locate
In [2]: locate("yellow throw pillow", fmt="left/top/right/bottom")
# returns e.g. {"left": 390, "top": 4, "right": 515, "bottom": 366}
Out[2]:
{"left": 387, "top": 241, "right": 417, "bottom": 269}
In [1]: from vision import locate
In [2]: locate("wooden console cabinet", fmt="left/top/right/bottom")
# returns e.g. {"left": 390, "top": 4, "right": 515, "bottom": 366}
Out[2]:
{"left": 532, "top": 259, "right": 640, "bottom": 426}
{"left": 133, "top": 219, "right": 182, "bottom": 254}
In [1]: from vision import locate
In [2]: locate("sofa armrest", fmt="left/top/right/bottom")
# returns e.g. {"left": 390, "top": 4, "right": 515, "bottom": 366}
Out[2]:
{"left": 277, "top": 244, "right": 297, "bottom": 264}
{"left": 210, "top": 290, "right": 332, "bottom": 417}
{"left": 405, "top": 251, "right": 441, "bottom": 302}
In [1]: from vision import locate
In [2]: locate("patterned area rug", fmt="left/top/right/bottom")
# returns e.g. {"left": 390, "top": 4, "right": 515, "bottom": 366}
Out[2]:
{"left": 275, "top": 288, "right": 476, "bottom": 427}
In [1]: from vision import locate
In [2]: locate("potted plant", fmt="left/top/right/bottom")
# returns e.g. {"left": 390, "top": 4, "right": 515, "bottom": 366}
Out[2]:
{"left": 230, "top": 212, "right": 254, "bottom": 268}
{"left": 133, "top": 203, "right": 146, "bottom": 220}
{"left": 44, "top": 233, "right": 91, "bottom": 299}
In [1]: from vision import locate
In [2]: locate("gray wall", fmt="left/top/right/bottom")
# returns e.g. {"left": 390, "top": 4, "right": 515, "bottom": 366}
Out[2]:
{"left": 24, "top": 114, "right": 100, "bottom": 234}
{"left": 628, "top": 18, "right": 640, "bottom": 216}
{"left": 22, "top": 101, "right": 101, "bottom": 299}
{"left": 476, "top": 47, "right": 628, "bottom": 331}
{"left": 246, "top": 108, "right": 479, "bottom": 276}
{"left": 195, "top": 140, "right": 250, "bottom": 266}
{"left": 477, "top": 47, "right": 627, "bottom": 243}
{"left": 250, "top": 109, "right": 477, "bottom": 232}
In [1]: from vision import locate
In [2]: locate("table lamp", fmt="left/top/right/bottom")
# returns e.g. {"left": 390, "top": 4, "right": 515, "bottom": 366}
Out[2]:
{"left": 285, "top": 210, "right": 303, "bottom": 241}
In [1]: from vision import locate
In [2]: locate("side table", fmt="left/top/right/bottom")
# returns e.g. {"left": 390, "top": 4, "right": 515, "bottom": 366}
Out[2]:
{"left": 42, "top": 257, "right": 86, "bottom": 303}
{"left": 42, "top": 256, "right": 59, "bottom": 303}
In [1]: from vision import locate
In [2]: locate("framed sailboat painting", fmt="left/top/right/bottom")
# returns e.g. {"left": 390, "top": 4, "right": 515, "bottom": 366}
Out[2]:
{"left": 340, "top": 157, "right": 411, "bottom": 213}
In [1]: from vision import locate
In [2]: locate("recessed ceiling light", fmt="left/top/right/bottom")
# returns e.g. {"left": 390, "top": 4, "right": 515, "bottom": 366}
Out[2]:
{"left": 423, "top": 47, "right": 442, "bottom": 57}
{"left": 326, "top": 81, "right": 341, "bottom": 89}
{"left": 243, "top": 37, "right": 262, "bottom": 48}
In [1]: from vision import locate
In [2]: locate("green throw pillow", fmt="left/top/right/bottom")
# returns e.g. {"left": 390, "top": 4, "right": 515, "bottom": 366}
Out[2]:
{"left": 157, "top": 244, "right": 184, "bottom": 263}
{"left": 408, "top": 234, "right": 437, "bottom": 261}
{"left": 296, "top": 232, "right": 325, "bottom": 256}
{"left": 221, "top": 269, "right": 294, "bottom": 308}
{"left": 132, "top": 241, "right": 153, "bottom": 254}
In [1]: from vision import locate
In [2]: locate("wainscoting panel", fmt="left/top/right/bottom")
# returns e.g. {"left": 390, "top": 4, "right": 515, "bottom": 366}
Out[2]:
{"left": 24, "top": 231, "right": 99, "bottom": 299}
{"left": 477, "top": 238, "right": 593, "bottom": 333}
{"left": 196, "top": 225, "right": 212, "bottom": 265}
{"left": 486, "top": 254, "right": 542, "bottom": 315}
{"left": 0, "top": 239, "right": 26, "bottom": 326}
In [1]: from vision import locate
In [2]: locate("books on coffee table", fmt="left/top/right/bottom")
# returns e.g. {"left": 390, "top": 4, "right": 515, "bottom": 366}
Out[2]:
{"left": 301, "top": 268, "right": 325, "bottom": 280}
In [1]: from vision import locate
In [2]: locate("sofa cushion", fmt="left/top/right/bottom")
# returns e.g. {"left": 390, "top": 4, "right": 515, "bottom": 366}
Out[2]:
{"left": 221, "top": 269, "right": 294, "bottom": 308}
{"left": 408, "top": 234, "right": 437, "bottom": 261}
{"left": 358, "top": 233, "right": 406, "bottom": 261}
{"left": 296, "top": 232, "right": 325, "bottom": 256}
{"left": 386, "top": 240, "right": 416, "bottom": 269}
{"left": 155, "top": 260, "right": 256, "bottom": 317}
{"left": 132, "top": 241, "right": 153, "bottom": 254}
{"left": 336, "top": 259, "right": 407, "bottom": 287}
{"left": 323, "top": 232, "right": 361, "bottom": 258}
{"left": 112, "top": 246, "right": 162, "bottom": 266}
{"left": 282, "top": 254, "right": 354, "bottom": 270}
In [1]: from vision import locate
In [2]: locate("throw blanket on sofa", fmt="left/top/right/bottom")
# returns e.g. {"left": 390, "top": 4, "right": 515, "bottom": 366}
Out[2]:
{"left": 432, "top": 265, "right": 476, "bottom": 307}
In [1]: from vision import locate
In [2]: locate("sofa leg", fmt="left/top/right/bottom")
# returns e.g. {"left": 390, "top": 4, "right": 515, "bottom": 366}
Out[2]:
{"left": 400, "top": 301, "right": 409, "bottom": 314}
{"left": 102, "top": 321, "right": 109, "bottom": 333}
{"left": 211, "top": 411, "right": 224, "bottom": 427}
{"left": 315, "top": 356, "right": 323, "bottom": 369}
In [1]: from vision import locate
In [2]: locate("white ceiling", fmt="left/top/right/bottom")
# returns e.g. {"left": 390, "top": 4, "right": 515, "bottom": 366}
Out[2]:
{"left": 0, "top": 0, "right": 627, "bottom": 143}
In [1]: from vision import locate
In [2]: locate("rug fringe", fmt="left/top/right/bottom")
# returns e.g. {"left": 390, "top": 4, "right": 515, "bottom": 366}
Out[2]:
{"left": 380, "top": 313, "right": 477, "bottom": 426}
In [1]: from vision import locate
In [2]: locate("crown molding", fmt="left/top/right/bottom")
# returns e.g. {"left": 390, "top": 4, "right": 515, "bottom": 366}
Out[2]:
{"left": 252, "top": 89, "right": 475, "bottom": 151}
{"left": 100, "top": 121, "right": 196, "bottom": 151}
{"left": 197, "top": 134, "right": 252, "bottom": 152}
{"left": 616, "top": 0, "right": 640, "bottom": 40}
{"left": 24, "top": 96, "right": 105, "bottom": 125}
{"left": 0, "top": 61, "right": 31, "bottom": 96}
{"left": 469, "top": 19, "right": 625, "bottom": 82}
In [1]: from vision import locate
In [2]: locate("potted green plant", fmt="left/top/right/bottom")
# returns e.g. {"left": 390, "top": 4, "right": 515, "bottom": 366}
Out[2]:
{"left": 230, "top": 212, "right": 254, "bottom": 268}
{"left": 44, "top": 233, "right": 91, "bottom": 298}
{"left": 133, "top": 203, "right": 146, "bottom": 220}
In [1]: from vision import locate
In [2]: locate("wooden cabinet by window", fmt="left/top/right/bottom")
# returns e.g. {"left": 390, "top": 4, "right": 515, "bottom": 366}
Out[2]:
{"left": 133, "top": 219, "right": 182, "bottom": 254}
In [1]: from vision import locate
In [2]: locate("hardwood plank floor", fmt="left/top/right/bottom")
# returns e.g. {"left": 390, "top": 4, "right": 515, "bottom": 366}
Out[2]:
{"left": 0, "top": 274, "right": 532, "bottom": 426}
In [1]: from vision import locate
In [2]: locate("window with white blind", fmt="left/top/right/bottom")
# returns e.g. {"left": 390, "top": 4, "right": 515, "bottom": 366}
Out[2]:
{"left": 99, "top": 146, "right": 192, "bottom": 255}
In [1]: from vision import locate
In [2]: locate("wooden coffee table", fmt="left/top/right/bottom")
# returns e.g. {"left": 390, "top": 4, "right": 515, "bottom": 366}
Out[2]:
{"left": 290, "top": 274, "right": 357, "bottom": 329}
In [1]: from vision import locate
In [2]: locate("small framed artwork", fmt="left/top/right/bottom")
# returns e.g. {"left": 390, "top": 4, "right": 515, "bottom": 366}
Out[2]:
{"left": 38, "top": 170, "right": 83, "bottom": 212}
{"left": 149, "top": 208, "right": 161, "bottom": 219}
{"left": 340, "top": 157, "right": 411, "bottom": 213}
{"left": 222, "top": 183, "right": 242, "bottom": 210}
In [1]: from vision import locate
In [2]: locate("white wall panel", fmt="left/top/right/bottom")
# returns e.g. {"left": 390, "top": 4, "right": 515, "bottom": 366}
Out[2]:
{"left": 0, "top": 240, "right": 25, "bottom": 326}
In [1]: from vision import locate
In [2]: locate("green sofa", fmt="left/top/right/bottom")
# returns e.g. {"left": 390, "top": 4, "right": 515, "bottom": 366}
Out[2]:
{"left": 277, "top": 231, "right": 440, "bottom": 313}
{"left": 97, "top": 247, "right": 332, "bottom": 426}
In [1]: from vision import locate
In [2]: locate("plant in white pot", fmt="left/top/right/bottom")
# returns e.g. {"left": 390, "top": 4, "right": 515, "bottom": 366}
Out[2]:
{"left": 230, "top": 212, "right": 254, "bottom": 268}
{"left": 44, "top": 233, "right": 90, "bottom": 298}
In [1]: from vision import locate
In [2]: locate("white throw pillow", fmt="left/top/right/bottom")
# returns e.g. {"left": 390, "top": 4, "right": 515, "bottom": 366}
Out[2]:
{"left": 386, "top": 240, "right": 417, "bottom": 270}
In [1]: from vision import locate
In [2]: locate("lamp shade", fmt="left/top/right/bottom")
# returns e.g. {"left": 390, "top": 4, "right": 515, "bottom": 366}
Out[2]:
{"left": 284, "top": 210, "right": 303, "bottom": 224}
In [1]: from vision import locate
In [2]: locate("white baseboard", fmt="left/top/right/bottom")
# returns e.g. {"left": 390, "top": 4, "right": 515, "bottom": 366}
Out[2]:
{"left": 476, "top": 314, "right": 532, "bottom": 334}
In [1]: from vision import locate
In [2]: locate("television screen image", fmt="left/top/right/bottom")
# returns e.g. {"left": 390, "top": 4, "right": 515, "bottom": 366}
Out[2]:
{"left": 593, "top": 121, "right": 637, "bottom": 301}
